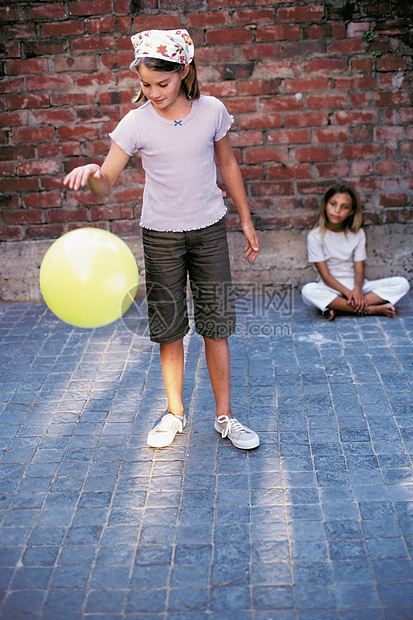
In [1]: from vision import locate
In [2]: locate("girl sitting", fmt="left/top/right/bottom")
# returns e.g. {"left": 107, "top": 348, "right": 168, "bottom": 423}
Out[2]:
{"left": 301, "top": 183, "right": 410, "bottom": 320}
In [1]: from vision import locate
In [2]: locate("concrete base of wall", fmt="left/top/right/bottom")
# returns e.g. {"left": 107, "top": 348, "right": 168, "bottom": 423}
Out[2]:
{"left": 1, "top": 224, "right": 411, "bottom": 303}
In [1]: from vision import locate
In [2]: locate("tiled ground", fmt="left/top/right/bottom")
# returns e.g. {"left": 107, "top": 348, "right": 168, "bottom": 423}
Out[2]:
{"left": 0, "top": 291, "right": 412, "bottom": 619}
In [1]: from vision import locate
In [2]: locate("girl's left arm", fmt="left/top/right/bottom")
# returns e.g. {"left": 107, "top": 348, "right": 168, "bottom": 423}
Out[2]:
{"left": 214, "top": 134, "right": 259, "bottom": 262}
{"left": 348, "top": 260, "right": 367, "bottom": 312}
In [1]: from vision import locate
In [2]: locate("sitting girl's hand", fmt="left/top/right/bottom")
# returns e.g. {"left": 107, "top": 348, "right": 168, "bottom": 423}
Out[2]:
{"left": 347, "top": 287, "right": 367, "bottom": 314}
{"left": 63, "top": 164, "right": 102, "bottom": 191}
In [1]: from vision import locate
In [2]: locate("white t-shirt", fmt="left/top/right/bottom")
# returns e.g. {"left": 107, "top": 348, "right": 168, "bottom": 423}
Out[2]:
{"left": 109, "top": 95, "right": 234, "bottom": 232}
{"left": 307, "top": 227, "right": 367, "bottom": 280}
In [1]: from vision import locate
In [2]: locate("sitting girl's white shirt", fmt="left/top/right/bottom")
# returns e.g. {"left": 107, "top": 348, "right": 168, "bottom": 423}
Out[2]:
{"left": 307, "top": 226, "right": 367, "bottom": 280}
{"left": 109, "top": 95, "right": 233, "bottom": 232}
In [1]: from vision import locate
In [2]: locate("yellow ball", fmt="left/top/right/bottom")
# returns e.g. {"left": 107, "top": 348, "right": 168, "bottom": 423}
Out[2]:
{"left": 40, "top": 228, "right": 139, "bottom": 328}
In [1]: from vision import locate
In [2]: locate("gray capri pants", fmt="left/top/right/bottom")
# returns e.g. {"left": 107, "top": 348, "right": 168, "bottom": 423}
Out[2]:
{"left": 142, "top": 217, "right": 236, "bottom": 343}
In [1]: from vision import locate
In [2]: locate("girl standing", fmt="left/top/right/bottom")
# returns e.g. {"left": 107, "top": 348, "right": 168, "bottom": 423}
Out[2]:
{"left": 64, "top": 29, "right": 260, "bottom": 450}
{"left": 301, "top": 183, "right": 409, "bottom": 320}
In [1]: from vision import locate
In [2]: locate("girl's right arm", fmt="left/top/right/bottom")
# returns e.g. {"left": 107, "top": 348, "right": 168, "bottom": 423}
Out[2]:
{"left": 314, "top": 261, "right": 353, "bottom": 300}
{"left": 63, "top": 142, "right": 130, "bottom": 197}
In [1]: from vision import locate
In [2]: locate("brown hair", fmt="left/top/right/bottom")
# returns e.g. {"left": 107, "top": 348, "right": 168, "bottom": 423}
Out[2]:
{"left": 131, "top": 57, "right": 200, "bottom": 103}
{"left": 316, "top": 183, "right": 363, "bottom": 236}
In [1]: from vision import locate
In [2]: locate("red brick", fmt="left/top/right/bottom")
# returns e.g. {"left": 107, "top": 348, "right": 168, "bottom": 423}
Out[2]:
{"left": 6, "top": 58, "right": 48, "bottom": 76}
{"left": 267, "top": 163, "right": 311, "bottom": 180}
{"left": 306, "top": 93, "right": 347, "bottom": 109}
{"left": 0, "top": 5, "right": 18, "bottom": 21}
{"left": 23, "top": 3, "right": 67, "bottom": 20}
{"left": 347, "top": 22, "right": 370, "bottom": 38}
{"left": 381, "top": 193, "right": 408, "bottom": 207}
{"left": 5, "top": 23, "right": 36, "bottom": 40}
{"left": 292, "top": 146, "right": 336, "bottom": 163}
{"left": 17, "top": 160, "right": 61, "bottom": 177}
{"left": 7, "top": 93, "right": 50, "bottom": 110}
{"left": 256, "top": 25, "right": 300, "bottom": 41}
{"left": 0, "top": 177, "right": 38, "bottom": 192}
{"left": 0, "top": 162, "right": 14, "bottom": 176}
{"left": 307, "top": 24, "right": 332, "bottom": 40}
{"left": 90, "top": 205, "right": 134, "bottom": 220}
{"left": 47, "top": 208, "right": 89, "bottom": 223}
{"left": 278, "top": 6, "right": 325, "bottom": 23}
{"left": 328, "top": 40, "right": 364, "bottom": 54}
{"left": 351, "top": 92, "right": 372, "bottom": 108}
{"left": 68, "top": 0, "right": 112, "bottom": 16}
{"left": 284, "top": 77, "right": 329, "bottom": 93}
{"left": 87, "top": 17, "right": 117, "bottom": 34}
{"left": 283, "top": 40, "right": 325, "bottom": 58}
{"left": 42, "top": 21, "right": 85, "bottom": 38}
{"left": 351, "top": 161, "right": 374, "bottom": 176}
{"left": 232, "top": 8, "right": 274, "bottom": 25}
{"left": 243, "top": 146, "right": 288, "bottom": 165}
{"left": 285, "top": 112, "right": 329, "bottom": 128}
{"left": 229, "top": 131, "right": 263, "bottom": 147}
{"left": 187, "top": 11, "right": 230, "bottom": 27}
{"left": 377, "top": 55, "right": 407, "bottom": 72}
{"left": 267, "top": 129, "right": 311, "bottom": 144}
{"left": 23, "top": 192, "right": 63, "bottom": 209}
{"left": 58, "top": 125, "right": 101, "bottom": 141}
{"left": 351, "top": 58, "right": 374, "bottom": 73}
{"left": 201, "top": 83, "right": 237, "bottom": 98}
{"left": 304, "top": 58, "right": 348, "bottom": 73}
{"left": 210, "top": 0, "right": 255, "bottom": 7}
{"left": 250, "top": 181, "right": 294, "bottom": 197}
{"left": 225, "top": 98, "right": 256, "bottom": 114}
{"left": 0, "top": 77, "right": 24, "bottom": 95}
{"left": 314, "top": 128, "right": 349, "bottom": 143}
{"left": 53, "top": 56, "right": 97, "bottom": 72}
{"left": 374, "top": 91, "right": 406, "bottom": 107}
{"left": 374, "top": 126, "right": 404, "bottom": 141}
{"left": 38, "top": 142, "right": 82, "bottom": 158}
{"left": 0, "top": 226, "right": 24, "bottom": 241}
{"left": 3, "top": 209, "right": 44, "bottom": 225}
{"left": 334, "top": 110, "right": 378, "bottom": 125}
{"left": 112, "top": 220, "right": 141, "bottom": 236}
{"left": 12, "top": 126, "right": 55, "bottom": 144}
{"left": 132, "top": 15, "right": 181, "bottom": 31}
{"left": 26, "top": 224, "right": 65, "bottom": 239}
{"left": 51, "top": 92, "right": 95, "bottom": 107}
{"left": 240, "top": 43, "right": 282, "bottom": 60}
{"left": 73, "top": 72, "right": 115, "bottom": 89}
{"left": 31, "top": 109, "right": 75, "bottom": 125}
{"left": 207, "top": 28, "right": 253, "bottom": 45}
{"left": 238, "top": 113, "right": 282, "bottom": 130}
{"left": 26, "top": 75, "right": 71, "bottom": 91}
{"left": 340, "top": 144, "right": 381, "bottom": 159}
{"left": 259, "top": 95, "right": 302, "bottom": 112}
{"left": 0, "top": 145, "right": 36, "bottom": 162}
{"left": 375, "top": 160, "right": 396, "bottom": 175}
{"left": 196, "top": 46, "right": 237, "bottom": 64}
{"left": 71, "top": 36, "right": 115, "bottom": 54}
{"left": 315, "top": 161, "right": 350, "bottom": 178}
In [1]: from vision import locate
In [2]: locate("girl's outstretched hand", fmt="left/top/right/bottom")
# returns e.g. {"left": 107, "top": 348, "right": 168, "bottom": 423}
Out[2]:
{"left": 63, "top": 164, "right": 102, "bottom": 191}
{"left": 242, "top": 221, "right": 260, "bottom": 262}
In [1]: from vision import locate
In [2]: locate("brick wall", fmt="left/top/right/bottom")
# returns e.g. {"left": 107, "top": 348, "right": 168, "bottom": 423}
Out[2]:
{"left": 1, "top": 0, "right": 412, "bottom": 242}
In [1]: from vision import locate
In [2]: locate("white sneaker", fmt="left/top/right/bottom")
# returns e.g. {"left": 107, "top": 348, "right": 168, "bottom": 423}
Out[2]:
{"left": 214, "top": 415, "right": 260, "bottom": 450}
{"left": 147, "top": 413, "right": 186, "bottom": 448}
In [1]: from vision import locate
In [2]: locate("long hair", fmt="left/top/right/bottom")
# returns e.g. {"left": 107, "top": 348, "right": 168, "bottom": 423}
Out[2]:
{"left": 131, "top": 57, "right": 200, "bottom": 103}
{"left": 316, "top": 183, "right": 363, "bottom": 236}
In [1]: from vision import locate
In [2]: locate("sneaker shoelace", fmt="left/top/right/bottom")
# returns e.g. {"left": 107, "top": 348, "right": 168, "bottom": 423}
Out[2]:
{"left": 221, "top": 417, "right": 246, "bottom": 439}
{"left": 157, "top": 414, "right": 183, "bottom": 433}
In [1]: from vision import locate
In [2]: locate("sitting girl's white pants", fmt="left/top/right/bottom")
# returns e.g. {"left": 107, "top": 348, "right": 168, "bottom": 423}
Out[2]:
{"left": 302, "top": 276, "right": 410, "bottom": 312}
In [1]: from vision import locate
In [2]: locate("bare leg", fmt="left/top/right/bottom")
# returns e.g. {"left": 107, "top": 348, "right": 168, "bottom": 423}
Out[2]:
{"left": 203, "top": 336, "right": 232, "bottom": 418}
{"left": 328, "top": 295, "right": 395, "bottom": 318}
{"left": 159, "top": 339, "right": 185, "bottom": 417}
